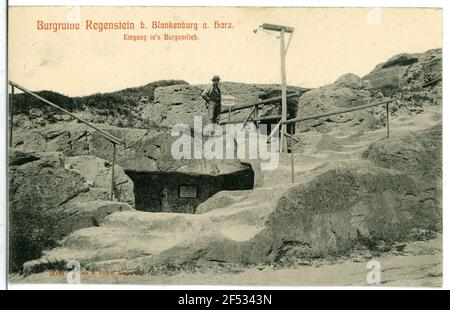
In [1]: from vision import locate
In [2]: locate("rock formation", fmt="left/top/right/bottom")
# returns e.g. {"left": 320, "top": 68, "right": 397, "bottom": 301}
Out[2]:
{"left": 21, "top": 122, "right": 442, "bottom": 274}
{"left": 8, "top": 48, "right": 442, "bottom": 276}
{"left": 296, "top": 48, "right": 442, "bottom": 133}
{"left": 8, "top": 149, "right": 134, "bottom": 272}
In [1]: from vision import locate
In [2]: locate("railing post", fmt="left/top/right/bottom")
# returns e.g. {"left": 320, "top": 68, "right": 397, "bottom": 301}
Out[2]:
{"left": 110, "top": 143, "right": 116, "bottom": 201}
{"left": 290, "top": 129, "right": 294, "bottom": 183}
{"left": 9, "top": 86, "right": 14, "bottom": 147}
{"left": 241, "top": 106, "right": 256, "bottom": 130}
{"left": 254, "top": 103, "right": 259, "bottom": 128}
{"left": 280, "top": 28, "right": 288, "bottom": 153}
{"left": 386, "top": 102, "right": 390, "bottom": 138}
{"left": 267, "top": 120, "right": 281, "bottom": 144}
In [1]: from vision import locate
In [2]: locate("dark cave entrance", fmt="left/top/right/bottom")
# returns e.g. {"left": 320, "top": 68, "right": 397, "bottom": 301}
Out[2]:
{"left": 125, "top": 166, "right": 254, "bottom": 213}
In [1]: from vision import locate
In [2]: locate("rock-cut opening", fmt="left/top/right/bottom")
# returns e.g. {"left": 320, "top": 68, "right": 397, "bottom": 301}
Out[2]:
{"left": 125, "top": 166, "right": 254, "bottom": 213}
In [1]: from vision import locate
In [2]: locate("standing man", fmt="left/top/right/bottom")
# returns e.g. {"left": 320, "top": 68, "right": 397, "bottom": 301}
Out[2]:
{"left": 202, "top": 75, "right": 222, "bottom": 125}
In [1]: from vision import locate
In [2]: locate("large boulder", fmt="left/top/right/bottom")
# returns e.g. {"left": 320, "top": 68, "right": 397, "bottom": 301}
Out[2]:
{"left": 335, "top": 73, "right": 364, "bottom": 89}
{"left": 142, "top": 82, "right": 307, "bottom": 128}
{"left": 8, "top": 148, "right": 134, "bottom": 273}
{"left": 65, "top": 155, "right": 135, "bottom": 206}
{"left": 295, "top": 74, "right": 382, "bottom": 133}
{"left": 362, "top": 124, "right": 442, "bottom": 182}
{"left": 143, "top": 84, "right": 207, "bottom": 129}
{"left": 363, "top": 49, "right": 442, "bottom": 105}
{"left": 12, "top": 122, "right": 148, "bottom": 163}
{"left": 9, "top": 149, "right": 89, "bottom": 271}
{"left": 295, "top": 49, "right": 442, "bottom": 134}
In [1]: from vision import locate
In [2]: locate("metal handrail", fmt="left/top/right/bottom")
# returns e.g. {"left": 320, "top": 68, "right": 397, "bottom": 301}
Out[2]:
{"left": 283, "top": 98, "right": 394, "bottom": 184}
{"left": 8, "top": 80, "right": 124, "bottom": 200}
{"left": 8, "top": 81, "right": 124, "bottom": 145}
{"left": 220, "top": 92, "right": 301, "bottom": 114}
{"left": 422, "top": 75, "right": 442, "bottom": 88}
{"left": 283, "top": 98, "right": 395, "bottom": 125}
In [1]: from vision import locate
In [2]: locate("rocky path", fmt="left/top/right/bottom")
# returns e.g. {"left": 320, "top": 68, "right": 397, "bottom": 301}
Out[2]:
{"left": 11, "top": 238, "right": 442, "bottom": 286}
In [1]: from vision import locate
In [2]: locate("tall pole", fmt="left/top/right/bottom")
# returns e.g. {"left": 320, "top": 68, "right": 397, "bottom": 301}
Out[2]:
{"left": 290, "top": 132, "right": 294, "bottom": 183}
{"left": 258, "top": 23, "right": 294, "bottom": 152}
{"left": 280, "top": 28, "right": 288, "bottom": 153}
{"left": 9, "top": 86, "right": 14, "bottom": 147}
{"left": 110, "top": 143, "right": 116, "bottom": 201}
{"left": 386, "top": 102, "right": 390, "bottom": 138}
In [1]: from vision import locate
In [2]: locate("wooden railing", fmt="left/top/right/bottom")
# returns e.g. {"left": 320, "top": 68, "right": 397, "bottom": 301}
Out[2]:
{"left": 219, "top": 92, "right": 301, "bottom": 132}
{"left": 8, "top": 80, "right": 125, "bottom": 201}
{"left": 219, "top": 92, "right": 300, "bottom": 115}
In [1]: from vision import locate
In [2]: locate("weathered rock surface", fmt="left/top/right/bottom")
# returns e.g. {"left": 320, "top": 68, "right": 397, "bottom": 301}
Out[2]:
{"left": 57, "top": 200, "right": 134, "bottom": 233}
{"left": 65, "top": 155, "right": 135, "bottom": 206}
{"left": 144, "top": 82, "right": 306, "bottom": 128}
{"left": 12, "top": 122, "right": 258, "bottom": 215}
{"left": 363, "top": 49, "right": 441, "bottom": 95}
{"left": 362, "top": 124, "right": 442, "bottom": 182}
{"left": 9, "top": 149, "right": 88, "bottom": 271}
{"left": 10, "top": 49, "right": 442, "bottom": 277}
{"left": 296, "top": 48, "right": 442, "bottom": 134}
{"left": 10, "top": 80, "right": 189, "bottom": 130}
{"left": 295, "top": 74, "right": 381, "bottom": 133}
{"left": 12, "top": 123, "right": 148, "bottom": 163}
{"left": 8, "top": 149, "right": 134, "bottom": 272}
{"left": 13, "top": 122, "right": 255, "bottom": 177}
{"left": 22, "top": 123, "right": 441, "bottom": 274}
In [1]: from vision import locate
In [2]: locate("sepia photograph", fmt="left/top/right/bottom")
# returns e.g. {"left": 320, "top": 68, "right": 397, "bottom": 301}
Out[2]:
{"left": 3, "top": 4, "right": 444, "bottom": 290}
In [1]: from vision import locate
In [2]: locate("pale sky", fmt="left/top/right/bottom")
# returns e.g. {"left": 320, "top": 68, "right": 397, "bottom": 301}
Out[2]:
{"left": 8, "top": 7, "right": 442, "bottom": 96}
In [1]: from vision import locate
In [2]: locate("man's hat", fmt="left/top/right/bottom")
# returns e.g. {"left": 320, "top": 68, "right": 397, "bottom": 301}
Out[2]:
{"left": 211, "top": 75, "right": 221, "bottom": 81}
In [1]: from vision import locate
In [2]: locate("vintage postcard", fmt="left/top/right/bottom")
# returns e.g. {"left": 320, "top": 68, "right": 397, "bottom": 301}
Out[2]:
{"left": 6, "top": 6, "right": 442, "bottom": 288}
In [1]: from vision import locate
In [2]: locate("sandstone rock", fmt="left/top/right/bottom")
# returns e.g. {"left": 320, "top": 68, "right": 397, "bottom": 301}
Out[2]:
{"left": 381, "top": 53, "right": 419, "bottom": 69}
{"left": 143, "top": 82, "right": 307, "bottom": 128}
{"left": 335, "top": 73, "right": 363, "bottom": 89}
{"left": 57, "top": 200, "right": 134, "bottom": 233}
{"left": 195, "top": 190, "right": 251, "bottom": 214}
{"left": 8, "top": 148, "right": 136, "bottom": 273}
{"left": 13, "top": 122, "right": 148, "bottom": 163}
{"left": 21, "top": 119, "right": 442, "bottom": 274}
{"left": 363, "top": 49, "right": 441, "bottom": 97}
{"left": 362, "top": 124, "right": 442, "bottom": 182}
{"left": 295, "top": 82, "right": 380, "bottom": 133}
{"left": 29, "top": 108, "right": 43, "bottom": 119}
{"left": 11, "top": 49, "right": 443, "bottom": 276}
{"left": 9, "top": 149, "right": 89, "bottom": 271}
{"left": 12, "top": 122, "right": 257, "bottom": 214}
{"left": 23, "top": 158, "right": 441, "bottom": 274}
{"left": 145, "top": 84, "right": 207, "bottom": 129}
{"left": 256, "top": 162, "right": 440, "bottom": 262}
{"left": 296, "top": 49, "right": 442, "bottom": 134}
{"left": 65, "top": 155, "right": 135, "bottom": 206}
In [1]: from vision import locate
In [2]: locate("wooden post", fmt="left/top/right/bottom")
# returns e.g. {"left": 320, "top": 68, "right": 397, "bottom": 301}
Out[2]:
{"left": 254, "top": 103, "right": 259, "bottom": 128}
{"left": 267, "top": 120, "right": 281, "bottom": 144}
{"left": 386, "top": 102, "right": 390, "bottom": 138}
{"left": 9, "top": 86, "right": 14, "bottom": 148}
{"left": 110, "top": 143, "right": 116, "bottom": 201}
{"left": 290, "top": 132, "right": 294, "bottom": 183}
{"left": 228, "top": 106, "right": 231, "bottom": 124}
{"left": 241, "top": 106, "right": 256, "bottom": 130}
{"left": 280, "top": 28, "right": 288, "bottom": 153}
